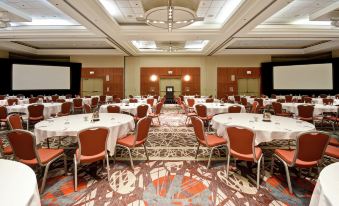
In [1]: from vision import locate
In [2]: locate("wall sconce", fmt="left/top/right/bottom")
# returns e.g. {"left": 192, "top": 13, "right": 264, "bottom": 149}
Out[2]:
{"left": 168, "top": 70, "right": 173, "bottom": 75}
{"left": 183, "top": 74, "right": 191, "bottom": 81}
{"left": 231, "top": 74, "right": 235, "bottom": 81}
{"left": 150, "top": 87, "right": 155, "bottom": 92}
{"left": 89, "top": 71, "right": 95, "bottom": 75}
{"left": 246, "top": 70, "right": 252, "bottom": 75}
{"left": 185, "top": 87, "right": 190, "bottom": 92}
{"left": 106, "top": 74, "right": 110, "bottom": 81}
{"left": 150, "top": 74, "right": 158, "bottom": 81}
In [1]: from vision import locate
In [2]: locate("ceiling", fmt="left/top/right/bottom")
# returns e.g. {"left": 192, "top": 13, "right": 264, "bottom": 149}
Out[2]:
{"left": 0, "top": 0, "right": 339, "bottom": 56}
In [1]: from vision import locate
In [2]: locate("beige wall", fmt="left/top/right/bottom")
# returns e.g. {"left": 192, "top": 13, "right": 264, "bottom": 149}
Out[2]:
{"left": 70, "top": 55, "right": 124, "bottom": 68}
{"left": 125, "top": 55, "right": 271, "bottom": 97}
{"left": 332, "top": 50, "right": 339, "bottom": 58}
{"left": 0, "top": 50, "right": 9, "bottom": 58}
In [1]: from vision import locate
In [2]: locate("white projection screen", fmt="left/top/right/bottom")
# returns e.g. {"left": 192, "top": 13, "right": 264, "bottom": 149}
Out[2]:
{"left": 273, "top": 63, "right": 333, "bottom": 90}
{"left": 12, "top": 64, "right": 71, "bottom": 90}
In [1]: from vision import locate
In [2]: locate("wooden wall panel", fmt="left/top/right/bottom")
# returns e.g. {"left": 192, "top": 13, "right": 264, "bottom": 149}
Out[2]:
{"left": 140, "top": 67, "right": 200, "bottom": 96}
{"left": 81, "top": 68, "right": 124, "bottom": 98}
{"left": 217, "top": 67, "right": 261, "bottom": 98}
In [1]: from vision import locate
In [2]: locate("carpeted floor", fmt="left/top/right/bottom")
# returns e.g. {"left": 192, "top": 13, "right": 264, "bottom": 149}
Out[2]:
{"left": 0, "top": 104, "right": 337, "bottom": 206}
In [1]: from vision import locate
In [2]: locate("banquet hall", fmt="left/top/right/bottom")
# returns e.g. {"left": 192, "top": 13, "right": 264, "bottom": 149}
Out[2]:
{"left": 0, "top": 0, "right": 339, "bottom": 205}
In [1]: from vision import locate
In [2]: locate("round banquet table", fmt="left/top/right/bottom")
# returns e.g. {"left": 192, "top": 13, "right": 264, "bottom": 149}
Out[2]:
{"left": 34, "top": 113, "right": 134, "bottom": 155}
{"left": 0, "top": 159, "right": 41, "bottom": 206}
{"left": 6, "top": 103, "right": 62, "bottom": 119}
{"left": 309, "top": 162, "right": 339, "bottom": 206}
{"left": 281, "top": 103, "right": 338, "bottom": 116}
{"left": 99, "top": 103, "right": 151, "bottom": 115}
{"left": 211, "top": 113, "right": 315, "bottom": 145}
{"left": 311, "top": 98, "right": 339, "bottom": 105}
{"left": 247, "top": 98, "right": 277, "bottom": 106}
{"left": 194, "top": 103, "right": 246, "bottom": 116}
{"left": 121, "top": 98, "right": 158, "bottom": 105}
{"left": 65, "top": 98, "right": 91, "bottom": 105}
{"left": 185, "top": 98, "right": 220, "bottom": 104}
{"left": 0, "top": 98, "right": 29, "bottom": 106}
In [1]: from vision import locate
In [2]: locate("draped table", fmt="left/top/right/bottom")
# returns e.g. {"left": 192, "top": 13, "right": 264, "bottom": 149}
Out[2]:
{"left": 310, "top": 162, "right": 339, "bottom": 206}
{"left": 0, "top": 98, "right": 29, "bottom": 106}
{"left": 184, "top": 98, "right": 220, "bottom": 105}
{"left": 99, "top": 103, "right": 151, "bottom": 115}
{"left": 281, "top": 103, "right": 338, "bottom": 116}
{"left": 211, "top": 113, "right": 315, "bottom": 145}
{"left": 6, "top": 103, "right": 62, "bottom": 119}
{"left": 0, "top": 159, "right": 41, "bottom": 206}
{"left": 34, "top": 113, "right": 134, "bottom": 155}
{"left": 194, "top": 103, "right": 246, "bottom": 116}
{"left": 247, "top": 98, "right": 277, "bottom": 106}
{"left": 65, "top": 98, "right": 91, "bottom": 105}
{"left": 121, "top": 98, "right": 158, "bottom": 105}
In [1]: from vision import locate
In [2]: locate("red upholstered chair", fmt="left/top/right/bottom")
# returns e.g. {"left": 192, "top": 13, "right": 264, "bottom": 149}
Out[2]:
{"left": 146, "top": 98, "right": 155, "bottom": 107}
{"left": 285, "top": 95, "right": 293, "bottom": 103}
{"left": 129, "top": 95, "right": 134, "bottom": 98}
{"left": 99, "top": 95, "right": 106, "bottom": 105}
{"left": 74, "top": 127, "right": 110, "bottom": 191}
{"left": 134, "top": 104, "right": 149, "bottom": 122}
{"left": 179, "top": 95, "right": 184, "bottom": 102}
{"left": 51, "top": 95, "right": 59, "bottom": 102}
{"left": 7, "top": 114, "right": 24, "bottom": 130}
{"left": 205, "top": 98, "right": 214, "bottom": 103}
{"left": 0, "top": 106, "right": 7, "bottom": 129}
{"left": 277, "top": 99, "right": 286, "bottom": 103}
{"left": 114, "top": 98, "right": 121, "bottom": 103}
{"left": 271, "top": 94, "right": 277, "bottom": 99}
{"left": 115, "top": 117, "right": 152, "bottom": 169}
{"left": 160, "top": 97, "right": 166, "bottom": 104}
{"left": 27, "top": 104, "right": 44, "bottom": 129}
{"left": 7, "top": 129, "right": 66, "bottom": 193}
{"left": 325, "top": 145, "right": 339, "bottom": 159}
{"left": 271, "top": 131, "right": 330, "bottom": 194}
{"left": 153, "top": 95, "right": 159, "bottom": 101}
{"left": 191, "top": 116, "right": 227, "bottom": 168}
{"left": 297, "top": 104, "right": 314, "bottom": 123}
{"left": 107, "top": 105, "right": 121, "bottom": 113}
{"left": 226, "top": 126, "right": 264, "bottom": 188}
{"left": 250, "top": 101, "right": 259, "bottom": 113}
{"left": 0, "top": 95, "right": 5, "bottom": 100}
{"left": 329, "top": 137, "right": 339, "bottom": 146}
{"left": 183, "top": 103, "right": 197, "bottom": 126}
{"left": 322, "top": 98, "right": 333, "bottom": 105}
{"left": 91, "top": 97, "right": 99, "bottom": 110}
{"left": 29, "top": 97, "right": 39, "bottom": 104}
{"left": 228, "top": 105, "right": 242, "bottom": 113}
{"left": 83, "top": 103, "right": 92, "bottom": 113}
{"left": 234, "top": 95, "right": 240, "bottom": 103}
{"left": 56, "top": 99, "right": 65, "bottom": 103}
{"left": 254, "top": 98, "right": 265, "bottom": 113}
{"left": 195, "top": 95, "right": 201, "bottom": 98}
{"left": 272, "top": 102, "right": 292, "bottom": 117}
{"left": 240, "top": 97, "right": 247, "bottom": 106}
{"left": 187, "top": 98, "right": 195, "bottom": 110}
{"left": 73, "top": 98, "right": 83, "bottom": 113}
{"left": 148, "top": 102, "right": 163, "bottom": 125}
{"left": 319, "top": 94, "right": 327, "bottom": 98}
{"left": 335, "top": 94, "right": 339, "bottom": 99}
{"left": 7, "top": 98, "right": 18, "bottom": 106}
{"left": 0, "top": 138, "right": 13, "bottom": 157}
{"left": 65, "top": 94, "right": 72, "bottom": 99}
{"left": 195, "top": 104, "right": 213, "bottom": 131}
{"left": 303, "top": 97, "right": 312, "bottom": 103}
{"left": 57, "top": 102, "right": 72, "bottom": 116}
{"left": 129, "top": 98, "right": 138, "bottom": 103}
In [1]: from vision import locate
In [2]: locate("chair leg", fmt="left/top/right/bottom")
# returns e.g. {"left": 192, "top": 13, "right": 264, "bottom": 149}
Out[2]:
{"left": 256, "top": 156, "right": 262, "bottom": 189}
{"left": 40, "top": 162, "right": 52, "bottom": 194}
{"left": 113, "top": 147, "right": 117, "bottom": 165}
{"left": 74, "top": 154, "right": 78, "bottom": 192}
{"left": 207, "top": 147, "right": 215, "bottom": 169}
{"left": 226, "top": 153, "right": 230, "bottom": 178}
{"left": 143, "top": 144, "right": 149, "bottom": 161}
{"left": 106, "top": 154, "right": 110, "bottom": 181}
{"left": 64, "top": 155, "right": 67, "bottom": 175}
{"left": 282, "top": 161, "right": 293, "bottom": 194}
{"left": 261, "top": 156, "right": 265, "bottom": 177}
{"left": 157, "top": 117, "right": 161, "bottom": 125}
{"left": 195, "top": 143, "right": 200, "bottom": 159}
{"left": 127, "top": 148, "right": 134, "bottom": 170}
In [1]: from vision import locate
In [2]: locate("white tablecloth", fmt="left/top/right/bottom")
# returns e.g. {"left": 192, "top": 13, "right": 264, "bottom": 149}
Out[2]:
{"left": 311, "top": 98, "right": 339, "bottom": 105}
{"left": 247, "top": 98, "right": 277, "bottom": 106}
{"left": 184, "top": 98, "right": 220, "bottom": 104}
{"left": 99, "top": 103, "right": 151, "bottom": 115}
{"left": 194, "top": 103, "right": 246, "bottom": 116}
{"left": 211, "top": 113, "right": 315, "bottom": 145}
{"left": 6, "top": 103, "right": 62, "bottom": 119}
{"left": 0, "top": 159, "right": 41, "bottom": 206}
{"left": 34, "top": 113, "right": 134, "bottom": 155}
{"left": 0, "top": 99, "right": 29, "bottom": 106}
{"left": 183, "top": 96, "right": 208, "bottom": 101}
{"left": 122, "top": 98, "right": 157, "bottom": 105}
{"left": 310, "top": 162, "right": 339, "bottom": 206}
{"left": 65, "top": 98, "right": 91, "bottom": 105}
{"left": 281, "top": 103, "right": 338, "bottom": 116}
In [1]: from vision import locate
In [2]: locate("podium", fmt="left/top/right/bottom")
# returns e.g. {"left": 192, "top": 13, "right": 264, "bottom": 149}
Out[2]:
{"left": 165, "top": 86, "right": 174, "bottom": 103}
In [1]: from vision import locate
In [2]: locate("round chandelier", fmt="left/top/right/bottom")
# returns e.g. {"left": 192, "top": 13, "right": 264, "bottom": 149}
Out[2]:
{"left": 136, "top": 0, "right": 204, "bottom": 32}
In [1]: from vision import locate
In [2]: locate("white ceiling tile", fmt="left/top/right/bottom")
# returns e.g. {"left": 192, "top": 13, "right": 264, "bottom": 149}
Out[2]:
{"left": 116, "top": 0, "right": 131, "bottom": 8}
{"left": 129, "top": 0, "right": 142, "bottom": 8}
{"left": 199, "top": 0, "right": 212, "bottom": 8}
{"left": 132, "top": 7, "right": 144, "bottom": 14}
{"left": 210, "top": 0, "right": 225, "bottom": 8}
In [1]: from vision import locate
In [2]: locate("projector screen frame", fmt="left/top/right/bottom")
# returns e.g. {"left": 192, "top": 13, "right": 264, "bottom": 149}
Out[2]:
{"left": 261, "top": 58, "right": 339, "bottom": 96}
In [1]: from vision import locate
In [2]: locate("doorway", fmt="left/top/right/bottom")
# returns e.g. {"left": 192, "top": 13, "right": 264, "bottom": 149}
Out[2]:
{"left": 81, "top": 78, "right": 103, "bottom": 97}
{"left": 159, "top": 78, "right": 182, "bottom": 97}
{"left": 237, "top": 78, "right": 260, "bottom": 96}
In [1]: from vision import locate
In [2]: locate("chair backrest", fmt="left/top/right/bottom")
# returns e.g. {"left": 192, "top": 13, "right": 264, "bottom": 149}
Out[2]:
{"left": 29, "top": 97, "right": 38, "bottom": 104}
{"left": 293, "top": 132, "right": 330, "bottom": 165}
{"left": 304, "top": 97, "right": 312, "bottom": 103}
{"left": 322, "top": 98, "right": 333, "bottom": 105}
{"left": 271, "top": 94, "right": 276, "bottom": 99}
{"left": 7, "top": 114, "right": 23, "bottom": 130}
{"left": 7, "top": 98, "right": 18, "bottom": 106}
{"left": 226, "top": 126, "right": 256, "bottom": 161}
{"left": 205, "top": 98, "right": 214, "bottom": 103}
{"left": 228, "top": 105, "right": 241, "bottom": 113}
{"left": 240, "top": 97, "right": 247, "bottom": 106}
{"left": 297, "top": 105, "right": 314, "bottom": 118}
{"left": 83, "top": 104, "right": 91, "bottom": 113}
{"left": 28, "top": 104, "right": 44, "bottom": 119}
{"left": 129, "top": 95, "right": 134, "bottom": 98}
{"left": 187, "top": 99, "right": 195, "bottom": 107}
{"left": 73, "top": 98, "right": 83, "bottom": 108}
{"left": 251, "top": 101, "right": 258, "bottom": 113}
{"left": 91, "top": 97, "right": 99, "bottom": 107}
{"left": 60, "top": 102, "right": 72, "bottom": 115}
{"left": 195, "top": 95, "right": 201, "bottom": 98}
{"left": 107, "top": 105, "right": 120, "bottom": 113}
{"left": 99, "top": 95, "right": 106, "bottom": 103}
{"left": 190, "top": 116, "right": 207, "bottom": 143}
{"left": 129, "top": 98, "right": 138, "bottom": 103}
{"left": 7, "top": 130, "right": 38, "bottom": 163}
{"left": 114, "top": 98, "right": 121, "bottom": 103}
{"left": 136, "top": 104, "right": 149, "bottom": 118}
{"left": 153, "top": 95, "right": 159, "bottom": 100}
{"left": 195, "top": 104, "right": 207, "bottom": 117}
{"left": 77, "top": 127, "right": 109, "bottom": 159}
{"left": 272, "top": 102, "right": 283, "bottom": 114}
{"left": 135, "top": 117, "right": 152, "bottom": 144}
{"left": 285, "top": 95, "right": 293, "bottom": 103}
{"left": 234, "top": 95, "right": 240, "bottom": 102}
{"left": 179, "top": 95, "right": 184, "bottom": 102}
{"left": 51, "top": 95, "right": 59, "bottom": 102}
{"left": 277, "top": 99, "right": 286, "bottom": 103}
{"left": 319, "top": 94, "right": 327, "bottom": 98}
{"left": 0, "top": 95, "right": 5, "bottom": 100}
{"left": 254, "top": 98, "right": 263, "bottom": 107}
{"left": 160, "top": 97, "right": 166, "bottom": 103}
{"left": 221, "top": 97, "right": 227, "bottom": 103}
{"left": 335, "top": 94, "right": 339, "bottom": 99}
{"left": 154, "top": 102, "right": 163, "bottom": 115}
{"left": 0, "top": 106, "right": 7, "bottom": 120}
{"left": 65, "top": 94, "right": 72, "bottom": 99}
{"left": 56, "top": 99, "right": 66, "bottom": 103}
{"left": 146, "top": 98, "right": 155, "bottom": 106}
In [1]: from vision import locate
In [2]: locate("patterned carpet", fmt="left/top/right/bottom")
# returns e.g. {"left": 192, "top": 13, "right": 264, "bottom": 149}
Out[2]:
{"left": 0, "top": 104, "right": 337, "bottom": 206}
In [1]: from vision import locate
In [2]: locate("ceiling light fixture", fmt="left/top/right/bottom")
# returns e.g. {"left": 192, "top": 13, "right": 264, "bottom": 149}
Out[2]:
{"left": 0, "top": 11, "right": 10, "bottom": 29}
{"left": 136, "top": 0, "right": 204, "bottom": 32}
